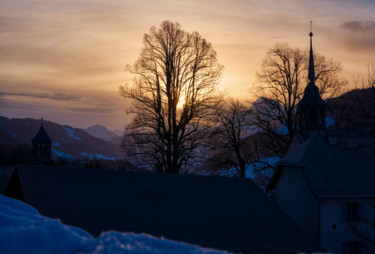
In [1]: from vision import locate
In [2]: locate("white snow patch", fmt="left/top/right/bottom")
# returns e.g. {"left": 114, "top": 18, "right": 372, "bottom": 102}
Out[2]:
{"left": 325, "top": 116, "right": 335, "bottom": 127}
{"left": 220, "top": 156, "right": 279, "bottom": 180}
{"left": 53, "top": 142, "right": 62, "bottom": 148}
{"left": 0, "top": 194, "right": 228, "bottom": 254}
{"left": 275, "top": 125, "right": 289, "bottom": 135}
{"left": 245, "top": 156, "right": 280, "bottom": 179}
{"left": 81, "top": 152, "right": 116, "bottom": 161}
{"left": 63, "top": 127, "right": 82, "bottom": 141}
{"left": 52, "top": 149, "right": 76, "bottom": 160}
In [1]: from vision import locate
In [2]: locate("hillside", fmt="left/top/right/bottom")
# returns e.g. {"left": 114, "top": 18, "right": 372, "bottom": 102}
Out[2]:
{"left": 0, "top": 116, "right": 123, "bottom": 161}
{"left": 328, "top": 87, "right": 375, "bottom": 129}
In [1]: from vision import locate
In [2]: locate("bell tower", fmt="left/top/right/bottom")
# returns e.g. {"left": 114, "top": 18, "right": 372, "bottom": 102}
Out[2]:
{"left": 31, "top": 118, "right": 52, "bottom": 164}
{"left": 298, "top": 22, "right": 326, "bottom": 134}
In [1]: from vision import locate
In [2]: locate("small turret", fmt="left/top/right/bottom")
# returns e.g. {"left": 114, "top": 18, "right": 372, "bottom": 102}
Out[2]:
{"left": 31, "top": 118, "right": 52, "bottom": 164}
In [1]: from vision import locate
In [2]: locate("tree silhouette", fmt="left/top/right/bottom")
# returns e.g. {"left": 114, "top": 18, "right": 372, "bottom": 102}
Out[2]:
{"left": 204, "top": 98, "right": 265, "bottom": 178}
{"left": 120, "top": 20, "right": 223, "bottom": 173}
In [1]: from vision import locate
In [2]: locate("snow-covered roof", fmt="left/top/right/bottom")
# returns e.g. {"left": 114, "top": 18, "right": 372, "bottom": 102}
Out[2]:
{"left": 269, "top": 131, "right": 375, "bottom": 198}
{"left": 2, "top": 165, "right": 321, "bottom": 253}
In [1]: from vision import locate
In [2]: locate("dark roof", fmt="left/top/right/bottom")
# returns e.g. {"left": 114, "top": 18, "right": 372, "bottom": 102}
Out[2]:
{"left": 31, "top": 124, "right": 51, "bottom": 143}
{"left": 0, "top": 167, "right": 14, "bottom": 194}
{"left": 3, "top": 166, "right": 321, "bottom": 253}
{"left": 270, "top": 134, "right": 375, "bottom": 198}
{"left": 298, "top": 82, "right": 326, "bottom": 106}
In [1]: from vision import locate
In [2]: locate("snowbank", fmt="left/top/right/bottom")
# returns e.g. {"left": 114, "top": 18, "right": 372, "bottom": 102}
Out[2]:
{"left": 0, "top": 195, "right": 228, "bottom": 254}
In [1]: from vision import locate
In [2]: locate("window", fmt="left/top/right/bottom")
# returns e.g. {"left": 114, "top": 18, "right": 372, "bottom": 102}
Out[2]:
{"left": 341, "top": 203, "right": 362, "bottom": 221}
{"left": 342, "top": 241, "right": 361, "bottom": 254}
{"left": 348, "top": 203, "right": 360, "bottom": 220}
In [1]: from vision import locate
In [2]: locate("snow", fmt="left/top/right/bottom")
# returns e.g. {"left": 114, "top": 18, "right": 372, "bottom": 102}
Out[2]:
{"left": 53, "top": 142, "right": 62, "bottom": 148}
{"left": 275, "top": 125, "right": 289, "bottom": 135}
{"left": 52, "top": 149, "right": 76, "bottom": 160}
{"left": 325, "top": 116, "right": 335, "bottom": 127}
{"left": 221, "top": 156, "right": 279, "bottom": 180}
{"left": 0, "top": 194, "right": 228, "bottom": 254}
{"left": 63, "top": 127, "right": 82, "bottom": 141}
{"left": 245, "top": 156, "right": 279, "bottom": 179}
{"left": 81, "top": 152, "right": 116, "bottom": 161}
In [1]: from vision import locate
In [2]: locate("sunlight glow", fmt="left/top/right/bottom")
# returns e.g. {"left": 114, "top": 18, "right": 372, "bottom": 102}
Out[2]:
{"left": 177, "top": 95, "right": 187, "bottom": 109}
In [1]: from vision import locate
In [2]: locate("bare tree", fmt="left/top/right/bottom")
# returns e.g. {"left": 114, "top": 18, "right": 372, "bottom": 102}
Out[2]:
{"left": 203, "top": 98, "right": 257, "bottom": 177}
{"left": 367, "top": 64, "right": 375, "bottom": 87}
{"left": 252, "top": 43, "right": 347, "bottom": 157}
{"left": 120, "top": 21, "right": 223, "bottom": 173}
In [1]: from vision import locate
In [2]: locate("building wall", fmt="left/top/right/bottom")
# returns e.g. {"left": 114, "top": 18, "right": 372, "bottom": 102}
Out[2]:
{"left": 274, "top": 166, "right": 320, "bottom": 242}
{"left": 320, "top": 198, "right": 375, "bottom": 254}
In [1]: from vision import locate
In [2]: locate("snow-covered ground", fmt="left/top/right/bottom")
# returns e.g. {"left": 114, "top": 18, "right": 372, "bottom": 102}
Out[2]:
{"left": 52, "top": 148, "right": 77, "bottom": 160}
{"left": 63, "top": 127, "right": 82, "bottom": 141}
{"left": 0, "top": 194, "right": 229, "bottom": 254}
{"left": 81, "top": 152, "right": 116, "bottom": 161}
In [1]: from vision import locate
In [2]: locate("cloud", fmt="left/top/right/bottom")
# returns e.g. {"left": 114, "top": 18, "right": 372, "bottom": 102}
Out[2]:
{"left": 0, "top": 92, "right": 82, "bottom": 101}
{"left": 67, "top": 107, "right": 118, "bottom": 113}
{"left": 339, "top": 21, "right": 375, "bottom": 33}
{"left": 337, "top": 20, "right": 375, "bottom": 52}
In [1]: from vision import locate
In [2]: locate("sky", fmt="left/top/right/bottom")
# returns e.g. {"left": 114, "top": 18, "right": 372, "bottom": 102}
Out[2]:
{"left": 1, "top": 0, "right": 374, "bottom": 130}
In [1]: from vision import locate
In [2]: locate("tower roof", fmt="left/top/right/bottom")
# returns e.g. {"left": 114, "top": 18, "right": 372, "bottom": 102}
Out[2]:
{"left": 31, "top": 119, "right": 51, "bottom": 143}
{"left": 299, "top": 22, "right": 325, "bottom": 106}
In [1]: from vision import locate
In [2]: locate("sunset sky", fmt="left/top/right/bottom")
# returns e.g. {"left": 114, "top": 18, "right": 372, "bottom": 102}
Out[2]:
{"left": 1, "top": 0, "right": 374, "bottom": 130}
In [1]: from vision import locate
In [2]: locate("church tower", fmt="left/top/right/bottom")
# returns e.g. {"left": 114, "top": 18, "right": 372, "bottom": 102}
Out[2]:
{"left": 31, "top": 118, "right": 52, "bottom": 164}
{"left": 298, "top": 22, "right": 326, "bottom": 134}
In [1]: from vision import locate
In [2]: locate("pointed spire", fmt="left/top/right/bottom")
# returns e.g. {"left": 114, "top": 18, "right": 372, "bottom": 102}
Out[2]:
{"left": 298, "top": 22, "right": 326, "bottom": 132}
{"left": 32, "top": 118, "right": 51, "bottom": 143}
{"left": 308, "top": 21, "right": 315, "bottom": 83}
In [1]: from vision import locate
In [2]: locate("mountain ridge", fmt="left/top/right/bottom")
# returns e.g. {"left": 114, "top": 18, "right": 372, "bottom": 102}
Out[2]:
{"left": 0, "top": 116, "right": 123, "bottom": 161}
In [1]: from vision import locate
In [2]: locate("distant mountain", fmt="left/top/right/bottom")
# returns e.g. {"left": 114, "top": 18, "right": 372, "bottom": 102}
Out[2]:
{"left": 113, "top": 129, "right": 124, "bottom": 136}
{"left": 0, "top": 116, "right": 123, "bottom": 161}
{"left": 84, "top": 124, "right": 124, "bottom": 145}
{"left": 84, "top": 124, "right": 119, "bottom": 140}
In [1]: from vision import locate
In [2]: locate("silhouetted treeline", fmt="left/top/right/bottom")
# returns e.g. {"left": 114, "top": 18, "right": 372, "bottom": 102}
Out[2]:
{"left": 0, "top": 144, "right": 132, "bottom": 170}
{"left": 0, "top": 145, "right": 32, "bottom": 165}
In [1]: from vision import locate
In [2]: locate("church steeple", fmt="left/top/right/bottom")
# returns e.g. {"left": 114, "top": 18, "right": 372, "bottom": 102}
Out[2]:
{"left": 31, "top": 118, "right": 52, "bottom": 164}
{"left": 298, "top": 22, "right": 326, "bottom": 134}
